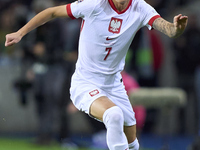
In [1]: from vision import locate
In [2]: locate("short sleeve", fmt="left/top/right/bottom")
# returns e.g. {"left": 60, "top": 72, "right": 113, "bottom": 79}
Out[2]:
{"left": 66, "top": 0, "right": 96, "bottom": 19}
{"left": 138, "top": 0, "right": 161, "bottom": 30}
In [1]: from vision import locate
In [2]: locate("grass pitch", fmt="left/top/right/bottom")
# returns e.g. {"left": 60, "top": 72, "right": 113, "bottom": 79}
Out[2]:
{"left": 0, "top": 138, "right": 79, "bottom": 150}
{"left": 0, "top": 137, "right": 153, "bottom": 150}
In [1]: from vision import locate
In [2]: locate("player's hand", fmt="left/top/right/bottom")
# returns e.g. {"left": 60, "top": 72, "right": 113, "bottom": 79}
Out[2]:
{"left": 173, "top": 14, "right": 188, "bottom": 36}
{"left": 5, "top": 31, "right": 22, "bottom": 47}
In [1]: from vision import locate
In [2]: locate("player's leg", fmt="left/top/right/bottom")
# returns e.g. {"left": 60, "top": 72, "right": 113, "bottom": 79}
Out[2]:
{"left": 90, "top": 96, "right": 129, "bottom": 150}
{"left": 108, "top": 88, "right": 139, "bottom": 150}
{"left": 90, "top": 96, "right": 115, "bottom": 121}
{"left": 124, "top": 125, "right": 139, "bottom": 150}
{"left": 109, "top": 87, "right": 139, "bottom": 150}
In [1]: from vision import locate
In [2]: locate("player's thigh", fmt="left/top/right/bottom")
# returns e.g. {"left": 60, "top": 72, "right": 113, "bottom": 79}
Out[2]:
{"left": 90, "top": 96, "right": 116, "bottom": 121}
{"left": 124, "top": 125, "right": 137, "bottom": 143}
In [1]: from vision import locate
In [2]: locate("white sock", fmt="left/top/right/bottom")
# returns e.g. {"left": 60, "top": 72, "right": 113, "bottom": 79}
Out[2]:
{"left": 103, "top": 106, "right": 129, "bottom": 150}
{"left": 128, "top": 138, "right": 139, "bottom": 150}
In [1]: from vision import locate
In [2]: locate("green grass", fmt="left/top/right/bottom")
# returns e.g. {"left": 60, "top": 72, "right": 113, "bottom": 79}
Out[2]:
{"left": 0, "top": 137, "right": 153, "bottom": 150}
{"left": 0, "top": 138, "right": 60, "bottom": 150}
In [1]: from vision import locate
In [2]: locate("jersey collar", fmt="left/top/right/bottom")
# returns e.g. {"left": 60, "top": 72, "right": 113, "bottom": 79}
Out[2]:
{"left": 108, "top": 0, "right": 132, "bottom": 14}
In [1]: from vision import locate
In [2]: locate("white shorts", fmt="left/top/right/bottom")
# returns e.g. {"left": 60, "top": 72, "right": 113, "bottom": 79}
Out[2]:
{"left": 70, "top": 67, "right": 136, "bottom": 126}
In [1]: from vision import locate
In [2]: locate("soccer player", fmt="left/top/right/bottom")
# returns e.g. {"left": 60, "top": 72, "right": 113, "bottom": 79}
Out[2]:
{"left": 5, "top": 0, "right": 188, "bottom": 149}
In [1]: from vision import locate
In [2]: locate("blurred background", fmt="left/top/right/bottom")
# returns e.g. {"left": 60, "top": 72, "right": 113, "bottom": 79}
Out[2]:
{"left": 0, "top": 0, "right": 200, "bottom": 150}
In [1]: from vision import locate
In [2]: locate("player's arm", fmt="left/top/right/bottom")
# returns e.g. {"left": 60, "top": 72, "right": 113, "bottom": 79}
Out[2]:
{"left": 153, "top": 14, "right": 188, "bottom": 38}
{"left": 5, "top": 5, "right": 68, "bottom": 47}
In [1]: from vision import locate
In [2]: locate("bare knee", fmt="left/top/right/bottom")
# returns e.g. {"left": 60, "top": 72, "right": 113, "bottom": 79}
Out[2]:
{"left": 90, "top": 96, "right": 116, "bottom": 121}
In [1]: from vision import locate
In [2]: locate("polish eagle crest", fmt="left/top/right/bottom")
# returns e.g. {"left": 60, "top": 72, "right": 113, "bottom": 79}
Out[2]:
{"left": 110, "top": 20, "right": 121, "bottom": 32}
{"left": 108, "top": 17, "right": 123, "bottom": 34}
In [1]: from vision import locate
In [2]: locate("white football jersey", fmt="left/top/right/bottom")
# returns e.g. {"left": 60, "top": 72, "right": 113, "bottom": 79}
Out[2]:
{"left": 67, "top": 0, "right": 160, "bottom": 75}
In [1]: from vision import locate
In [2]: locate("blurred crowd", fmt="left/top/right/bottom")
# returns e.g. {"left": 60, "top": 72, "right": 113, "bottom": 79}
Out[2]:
{"left": 0, "top": 0, "right": 200, "bottom": 149}
{"left": 0, "top": 0, "right": 82, "bottom": 145}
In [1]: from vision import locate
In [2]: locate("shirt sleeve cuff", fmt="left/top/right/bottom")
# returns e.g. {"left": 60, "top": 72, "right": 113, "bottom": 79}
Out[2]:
{"left": 66, "top": 4, "right": 76, "bottom": 20}
{"left": 148, "top": 15, "right": 161, "bottom": 27}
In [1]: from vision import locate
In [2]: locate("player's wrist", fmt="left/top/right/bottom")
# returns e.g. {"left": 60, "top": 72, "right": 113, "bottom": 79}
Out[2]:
{"left": 17, "top": 30, "right": 23, "bottom": 37}
{"left": 174, "top": 26, "right": 184, "bottom": 38}
{"left": 17, "top": 27, "right": 29, "bottom": 38}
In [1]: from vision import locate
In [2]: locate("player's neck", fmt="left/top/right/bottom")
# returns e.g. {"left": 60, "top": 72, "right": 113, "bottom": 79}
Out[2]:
{"left": 112, "top": 0, "right": 130, "bottom": 12}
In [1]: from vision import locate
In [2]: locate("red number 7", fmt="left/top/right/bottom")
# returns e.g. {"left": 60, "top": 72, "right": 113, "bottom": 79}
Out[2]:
{"left": 104, "top": 47, "right": 112, "bottom": 60}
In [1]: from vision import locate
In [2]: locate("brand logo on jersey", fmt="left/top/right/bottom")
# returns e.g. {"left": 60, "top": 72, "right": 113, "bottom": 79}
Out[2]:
{"left": 89, "top": 89, "right": 99, "bottom": 97}
{"left": 106, "top": 37, "right": 115, "bottom": 40}
{"left": 108, "top": 17, "right": 123, "bottom": 34}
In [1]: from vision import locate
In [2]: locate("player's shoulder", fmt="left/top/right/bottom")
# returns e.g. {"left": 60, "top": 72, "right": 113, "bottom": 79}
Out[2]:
{"left": 89, "top": 0, "right": 106, "bottom": 8}
{"left": 132, "top": 0, "right": 151, "bottom": 11}
{"left": 71, "top": 0, "right": 106, "bottom": 18}
{"left": 75, "top": 0, "right": 104, "bottom": 6}
{"left": 133, "top": 0, "right": 147, "bottom": 6}
{"left": 75, "top": 0, "right": 105, "bottom": 10}
{"left": 133, "top": 0, "right": 146, "bottom": 3}
{"left": 82, "top": 0, "right": 107, "bottom": 14}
